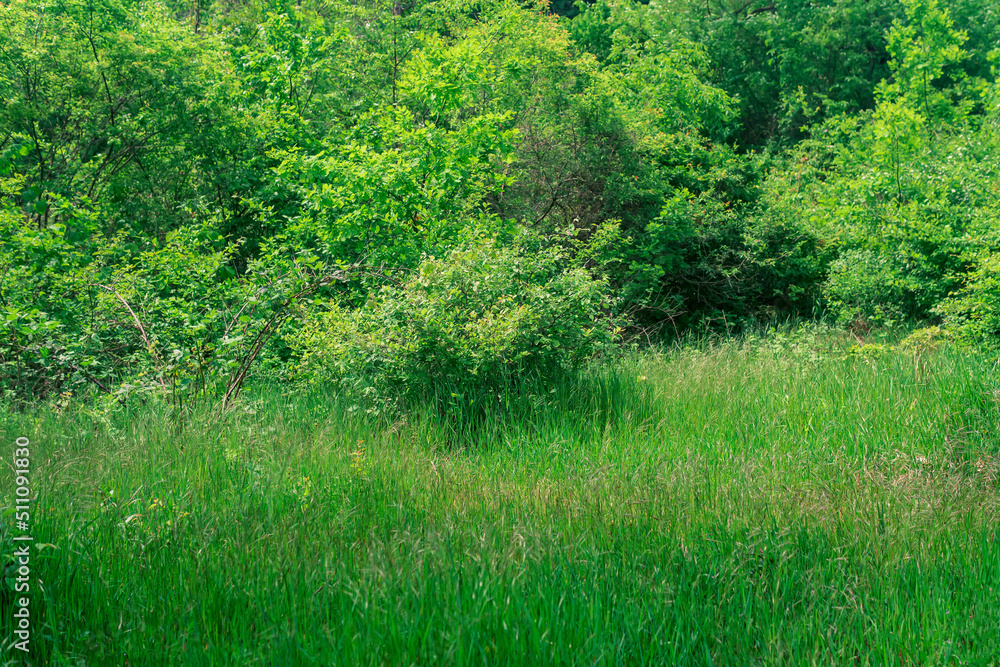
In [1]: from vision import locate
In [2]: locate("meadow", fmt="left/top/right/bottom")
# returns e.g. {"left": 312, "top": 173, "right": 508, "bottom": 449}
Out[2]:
{"left": 2, "top": 327, "right": 999, "bottom": 665}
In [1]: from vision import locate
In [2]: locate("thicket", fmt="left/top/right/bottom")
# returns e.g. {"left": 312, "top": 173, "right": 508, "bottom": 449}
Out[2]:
{"left": 2, "top": 0, "right": 999, "bottom": 405}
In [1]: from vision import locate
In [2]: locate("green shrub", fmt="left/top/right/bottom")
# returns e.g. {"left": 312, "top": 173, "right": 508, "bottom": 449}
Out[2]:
{"left": 823, "top": 249, "right": 913, "bottom": 326}
{"left": 0, "top": 203, "right": 325, "bottom": 405}
{"left": 937, "top": 253, "right": 1000, "bottom": 351}
{"left": 290, "top": 235, "right": 621, "bottom": 405}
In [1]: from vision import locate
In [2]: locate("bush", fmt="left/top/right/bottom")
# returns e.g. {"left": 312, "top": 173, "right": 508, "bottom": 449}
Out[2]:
{"left": 0, "top": 202, "right": 326, "bottom": 405}
{"left": 290, "top": 235, "right": 622, "bottom": 405}
{"left": 823, "top": 249, "right": 914, "bottom": 326}
{"left": 937, "top": 253, "right": 1000, "bottom": 351}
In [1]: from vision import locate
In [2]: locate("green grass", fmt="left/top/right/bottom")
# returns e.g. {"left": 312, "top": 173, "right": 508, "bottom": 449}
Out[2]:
{"left": 2, "top": 328, "right": 1000, "bottom": 665}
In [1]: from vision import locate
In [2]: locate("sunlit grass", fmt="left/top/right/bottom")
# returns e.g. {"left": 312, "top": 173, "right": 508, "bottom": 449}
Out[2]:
{"left": 2, "top": 327, "right": 999, "bottom": 664}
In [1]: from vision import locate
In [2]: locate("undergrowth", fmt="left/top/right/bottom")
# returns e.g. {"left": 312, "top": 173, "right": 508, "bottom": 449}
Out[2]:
{"left": 1, "top": 327, "right": 999, "bottom": 665}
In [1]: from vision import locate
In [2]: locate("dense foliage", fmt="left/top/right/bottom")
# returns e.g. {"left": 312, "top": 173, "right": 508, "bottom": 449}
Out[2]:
{"left": 2, "top": 0, "right": 999, "bottom": 403}
{"left": 4, "top": 3, "right": 999, "bottom": 662}
{"left": 291, "top": 232, "right": 621, "bottom": 405}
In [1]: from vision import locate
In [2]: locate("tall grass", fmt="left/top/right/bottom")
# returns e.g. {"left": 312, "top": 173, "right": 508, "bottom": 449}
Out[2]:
{"left": 2, "top": 328, "right": 999, "bottom": 664}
